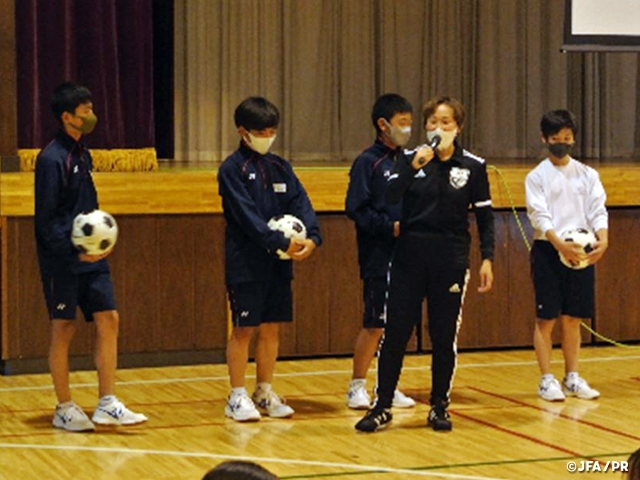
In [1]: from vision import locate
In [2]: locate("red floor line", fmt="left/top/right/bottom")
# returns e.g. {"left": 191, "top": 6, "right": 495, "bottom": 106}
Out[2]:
{"left": 450, "top": 409, "right": 587, "bottom": 459}
{"left": 411, "top": 396, "right": 590, "bottom": 459}
{"left": 468, "top": 385, "right": 640, "bottom": 442}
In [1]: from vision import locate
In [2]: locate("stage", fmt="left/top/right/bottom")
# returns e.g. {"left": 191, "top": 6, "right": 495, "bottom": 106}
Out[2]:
{"left": 1, "top": 162, "right": 640, "bottom": 374}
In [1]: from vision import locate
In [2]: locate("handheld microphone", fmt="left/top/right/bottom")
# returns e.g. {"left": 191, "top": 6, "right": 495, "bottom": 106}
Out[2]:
{"left": 415, "top": 135, "right": 441, "bottom": 167}
{"left": 429, "top": 135, "right": 442, "bottom": 150}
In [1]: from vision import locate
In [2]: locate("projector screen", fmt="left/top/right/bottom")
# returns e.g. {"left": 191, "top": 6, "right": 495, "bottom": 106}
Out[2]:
{"left": 563, "top": 0, "right": 640, "bottom": 51}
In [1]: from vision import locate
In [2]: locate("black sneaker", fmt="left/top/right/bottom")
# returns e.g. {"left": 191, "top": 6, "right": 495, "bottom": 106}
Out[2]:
{"left": 355, "top": 408, "right": 392, "bottom": 432}
{"left": 428, "top": 405, "right": 452, "bottom": 431}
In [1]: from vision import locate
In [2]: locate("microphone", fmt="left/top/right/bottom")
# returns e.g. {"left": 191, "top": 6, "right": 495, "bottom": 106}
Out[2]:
{"left": 415, "top": 135, "right": 441, "bottom": 167}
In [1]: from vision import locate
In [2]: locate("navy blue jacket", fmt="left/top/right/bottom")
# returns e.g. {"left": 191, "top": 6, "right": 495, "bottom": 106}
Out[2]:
{"left": 218, "top": 142, "right": 322, "bottom": 285}
{"left": 386, "top": 144, "right": 494, "bottom": 269}
{"left": 34, "top": 130, "right": 108, "bottom": 274}
{"left": 346, "top": 139, "right": 402, "bottom": 279}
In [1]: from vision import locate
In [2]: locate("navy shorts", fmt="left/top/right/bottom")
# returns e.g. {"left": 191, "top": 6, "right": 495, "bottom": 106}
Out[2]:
{"left": 40, "top": 268, "right": 117, "bottom": 322}
{"left": 227, "top": 277, "right": 293, "bottom": 327}
{"left": 530, "top": 240, "right": 594, "bottom": 320}
{"left": 362, "top": 277, "right": 388, "bottom": 328}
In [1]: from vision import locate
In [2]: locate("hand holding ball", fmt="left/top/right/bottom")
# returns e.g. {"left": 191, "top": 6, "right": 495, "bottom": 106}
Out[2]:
{"left": 71, "top": 210, "right": 118, "bottom": 256}
{"left": 268, "top": 214, "right": 307, "bottom": 260}
{"left": 558, "top": 228, "right": 596, "bottom": 269}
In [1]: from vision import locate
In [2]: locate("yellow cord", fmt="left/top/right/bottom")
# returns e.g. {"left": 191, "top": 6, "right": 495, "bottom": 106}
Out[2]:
{"left": 488, "top": 164, "right": 638, "bottom": 349}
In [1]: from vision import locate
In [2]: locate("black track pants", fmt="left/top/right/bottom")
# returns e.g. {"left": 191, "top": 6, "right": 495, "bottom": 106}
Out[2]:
{"left": 375, "top": 233, "right": 469, "bottom": 409}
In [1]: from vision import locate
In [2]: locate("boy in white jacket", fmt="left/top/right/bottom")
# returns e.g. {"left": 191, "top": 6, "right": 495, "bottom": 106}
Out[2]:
{"left": 525, "top": 109, "right": 608, "bottom": 402}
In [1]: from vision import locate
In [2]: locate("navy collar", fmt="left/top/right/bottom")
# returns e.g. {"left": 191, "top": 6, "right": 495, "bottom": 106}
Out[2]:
{"left": 55, "top": 128, "right": 85, "bottom": 152}
{"left": 434, "top": 144, "right": 463, "bottom": 166}
{"left": 373, "top": 137, "right": 400, "bottom": 155}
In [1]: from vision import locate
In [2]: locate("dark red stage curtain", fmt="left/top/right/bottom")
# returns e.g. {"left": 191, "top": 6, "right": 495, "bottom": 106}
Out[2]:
{"left": 16, "top": 0, "right": 155, "bottom": 149}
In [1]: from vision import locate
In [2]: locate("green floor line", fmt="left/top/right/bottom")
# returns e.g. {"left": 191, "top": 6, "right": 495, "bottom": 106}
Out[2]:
{"left": 278, "top": 451, "right": 633, "bottom": 479}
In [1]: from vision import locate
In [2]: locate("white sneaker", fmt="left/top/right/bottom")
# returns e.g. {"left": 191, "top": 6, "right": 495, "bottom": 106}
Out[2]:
{"left": 225, "top": 393, "right": 261, "bottom": 422}
{"left": 92, "top": 398, "right": 148, "bottom": 425}
{"left": 53, "top": 402, "right": 95, "bottom": 432}
{"left": 563, "top": 376, "right": 600, "bottom": 400}
{"left": 252, "top": 389, "right": 294, "bottom": 418}
{"left": 347, "top": 383, "right": 371, "bottom": 410}
{"left": 538, "top": 377, "right": 566, "bottom": 402}
{"left": 392, "top": 389, "right": 416, "bottom": 408}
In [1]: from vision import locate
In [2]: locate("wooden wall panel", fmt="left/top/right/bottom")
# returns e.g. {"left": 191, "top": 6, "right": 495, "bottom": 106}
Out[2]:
{"left": 596, "top": 210, "right": 640, "bottom": 341}
{"left": 2, "top": 210, "right": 639, "bottom": 371}
{"left": 1, "top": 218, "right": 6, "bottom": 358}
{"left": 110, "top": 216, "right": 161, "bottom": 352}
{"left": 324, "top": 217, "right": 363, "bottom": 354}
{"left": 505, "top": 211, "right": 536, "bottom": 344}
{"left": 157, "top": 216, "right": 197, "bottom": 350}
{"left": 458, "top": 213, "right": 513, "bottom": 348}
{"left": 192, "top": 215, "right": 227, "bottom": 350}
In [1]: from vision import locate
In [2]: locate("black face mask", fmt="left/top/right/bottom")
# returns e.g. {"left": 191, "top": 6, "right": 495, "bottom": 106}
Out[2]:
{"left": 548, "top": 142, "right": 573, "bottom": 159}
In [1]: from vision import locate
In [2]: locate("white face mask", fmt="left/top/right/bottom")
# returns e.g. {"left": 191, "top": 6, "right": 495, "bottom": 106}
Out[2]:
{"left": 426, "top": 127, "right": 457, "bottom": 151}
{"left": 382, "top": 119, "right": 412, "bottom": 147}
{"left": 247, "top": 132, "right": 276, "bottom": 155}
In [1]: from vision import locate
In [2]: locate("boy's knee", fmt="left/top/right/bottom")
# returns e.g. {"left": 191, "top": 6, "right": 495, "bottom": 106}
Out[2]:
{"left": 231, "top": 327, "right": 255, "bottom": 343}
{"left": 95, "top": 310, "right": 120, "bottom": 331}
{"left": 258, "top": 323, "right": 279, "bottom": 339}
{"left": 51, "top": 320, "right": 76, "bottom": 339}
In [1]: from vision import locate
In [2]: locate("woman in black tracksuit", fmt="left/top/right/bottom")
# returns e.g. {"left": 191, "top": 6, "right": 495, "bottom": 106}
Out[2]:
{"left": 356, "top": 96, "right": 495, "bottom": 433}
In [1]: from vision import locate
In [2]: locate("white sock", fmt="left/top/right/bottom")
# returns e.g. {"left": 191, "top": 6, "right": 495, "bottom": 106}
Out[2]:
{"left": 98, "top": 395, "right": 116, "bottom": 406}
{"left": 255, "top": 382, "right": 272, "bottom": 395}
{"left": 565, "top": 372, "right": 579, "bottom": 383}
{"left": 350, "top": 378, "right": 366, "bottom": 388}
{"left": 541, "top": 373, "right": 554, "bottom": 382}
{"left": 57, "top": 400, "right": 75, "bottom": 409}
{"left": 230, "top": 387, "right": 248, "bottom": 399}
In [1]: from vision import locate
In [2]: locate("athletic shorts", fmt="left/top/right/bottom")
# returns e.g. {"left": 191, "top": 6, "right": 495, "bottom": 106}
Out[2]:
{"left": 362, "top": 277, "right": 388, "bottom": 328}
{"left": 227, "top": 277, "right": 293, "bottom": 327}
{"left": 530, "top": 240, "right": 594, "bottom": 320}
{"left": 40, "top": 268, "right": 117, "bottom": 322}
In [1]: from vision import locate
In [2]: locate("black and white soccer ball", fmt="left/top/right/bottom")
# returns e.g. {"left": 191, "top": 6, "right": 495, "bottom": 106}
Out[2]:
{"left": 559, "top": 228, "right": 596, "bottom": 269}
{"left": 71, "top": 210, "right": 118, "bottom": 255}
{"left": 267, "top": 214, "right": 307, "bottom": 260}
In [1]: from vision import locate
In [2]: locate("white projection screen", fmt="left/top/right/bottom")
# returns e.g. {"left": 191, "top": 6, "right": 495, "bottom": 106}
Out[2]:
{"left": 563, "top": 0, "right": 640, "bottom": 51}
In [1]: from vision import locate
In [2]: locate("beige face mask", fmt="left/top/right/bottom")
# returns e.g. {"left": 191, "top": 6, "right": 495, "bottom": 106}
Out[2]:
{"left": 247, "top": 132, "right": 276, "bottom": 154}
{"left": 427, "top": 128, "right": 457, "bottom": 150}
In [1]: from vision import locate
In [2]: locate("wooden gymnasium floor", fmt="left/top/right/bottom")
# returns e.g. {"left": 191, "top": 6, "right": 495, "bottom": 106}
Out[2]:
{"left": 1, "top": 346, "right": 639, "bottom": 479}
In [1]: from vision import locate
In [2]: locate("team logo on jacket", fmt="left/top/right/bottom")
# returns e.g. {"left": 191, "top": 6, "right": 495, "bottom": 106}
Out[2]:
{"left": 449, "top": 167, "right": 470, "bottom": 189}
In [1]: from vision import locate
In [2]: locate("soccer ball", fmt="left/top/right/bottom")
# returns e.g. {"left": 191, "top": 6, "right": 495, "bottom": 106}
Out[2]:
{"left": 71, "top": 210, "right": 118, "bottom": 255}
{"left": 267, "top": 214, "right": 307, "bottom": 260}
{"left": 559, "top": 228, "right": 596, "bottom": 269}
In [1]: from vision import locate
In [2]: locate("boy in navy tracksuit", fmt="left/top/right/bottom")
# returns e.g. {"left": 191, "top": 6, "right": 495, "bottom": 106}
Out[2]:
{"left": 345, "top": 94, "right": 416, "bottom": 411}
{"left": 218, "top": 97, "right": 322, "bottom": 422}
{"left": 35, "top": 83, "right": 146, "bottom": 432}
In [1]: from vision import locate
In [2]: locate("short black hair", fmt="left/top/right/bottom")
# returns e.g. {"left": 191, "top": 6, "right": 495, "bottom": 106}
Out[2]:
{"left": 540, "top": 109, "right": 578, "bottom": 139}
{"left": 202, "top": 461, "right": 278, "bottom": 480}
{"left": 234, "top": 97, "right": 280, "bottom": 130}
{"left": 371, "top": 94, "right": 413, "bottom": 135}
{"left": 51, "top": 82, "right": 92, "bottom": 124}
